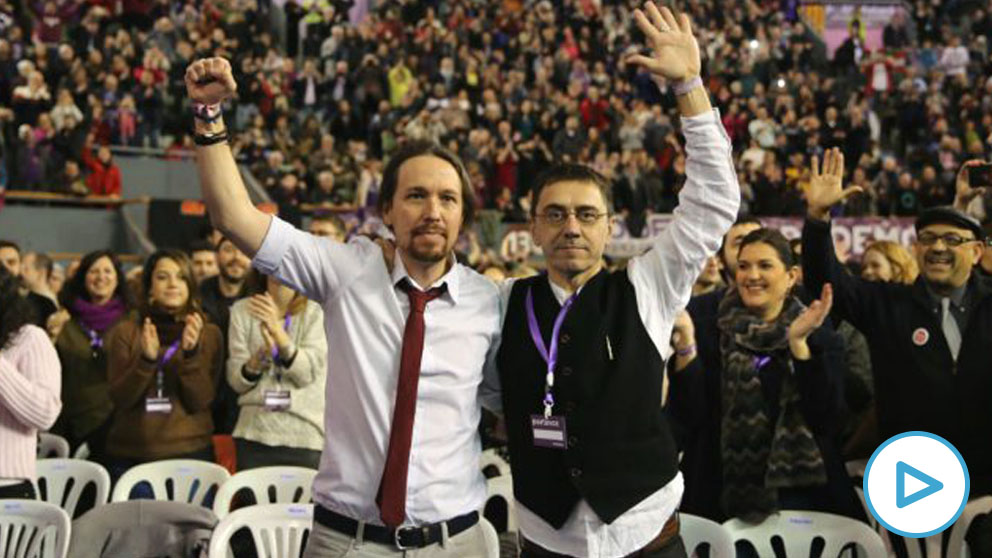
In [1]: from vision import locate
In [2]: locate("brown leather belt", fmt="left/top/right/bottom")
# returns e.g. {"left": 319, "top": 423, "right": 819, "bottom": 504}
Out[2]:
{"left": 520, "top": 513, "right": 680, "bottom": 557}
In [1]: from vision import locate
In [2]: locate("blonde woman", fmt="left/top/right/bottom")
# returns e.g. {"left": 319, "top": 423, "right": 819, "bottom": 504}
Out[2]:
{"left": 227, "top": 273, "right": 326, "bottom": 470}
{"left": 861, "top": 240, "right": 918, "bottom": 284}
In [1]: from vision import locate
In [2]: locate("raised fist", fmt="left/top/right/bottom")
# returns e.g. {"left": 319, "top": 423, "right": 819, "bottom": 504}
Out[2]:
{"left": 185, "top": 57, "right": 237, "bottom": 105}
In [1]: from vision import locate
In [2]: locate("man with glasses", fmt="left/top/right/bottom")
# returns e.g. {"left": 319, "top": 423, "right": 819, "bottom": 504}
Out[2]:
{"left": 490, "top": 5, "right": 739, "bottom": 556}
{"left": 802, "top": 148, "right": 992, "bottom": 555}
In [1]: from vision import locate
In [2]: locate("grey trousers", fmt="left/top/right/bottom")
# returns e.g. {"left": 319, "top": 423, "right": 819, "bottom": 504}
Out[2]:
{"left": 302, "top": 519, "right": 494, "bottom": 558}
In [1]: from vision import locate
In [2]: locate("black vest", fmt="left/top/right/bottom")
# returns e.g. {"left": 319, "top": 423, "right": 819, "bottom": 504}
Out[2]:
{"left": 496, "top": 270, "right": 680, "bottom": 528}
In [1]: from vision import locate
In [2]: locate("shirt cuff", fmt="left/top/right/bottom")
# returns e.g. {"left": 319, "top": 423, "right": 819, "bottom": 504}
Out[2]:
{"left": 252, "top": 216, "right": 294, "bottom": 276}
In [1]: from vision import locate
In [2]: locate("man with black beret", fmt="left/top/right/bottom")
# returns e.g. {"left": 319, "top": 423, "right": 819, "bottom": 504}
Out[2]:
{"left": 802, "top": 148, "right": 992, "bottom": 555}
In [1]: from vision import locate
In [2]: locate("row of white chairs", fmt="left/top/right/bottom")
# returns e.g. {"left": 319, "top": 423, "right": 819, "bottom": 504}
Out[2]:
{"left": 33, "top": 458, "right": 316, "bottom": 520}
{"left": 0, "top": 500, "right": 502, "bottom": 558}
{"left": 29, "top": 448, "right": 511, "bottom": 521}
{"left": 0, "top": 498, "right": 890, "bottom": 558}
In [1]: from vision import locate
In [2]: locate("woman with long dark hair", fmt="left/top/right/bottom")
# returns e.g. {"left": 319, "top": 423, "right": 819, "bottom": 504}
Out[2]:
{"left": 48, "top": 250, "right": 132, "bottom": 462}
{"left": 0, "top": 266, "right": 61, "bottom": 499}
{"left": 103, "top": 250, "right": 223, "bottom": 480}
{"left": 673, "top": 229, "right": 861, "bottom": 526}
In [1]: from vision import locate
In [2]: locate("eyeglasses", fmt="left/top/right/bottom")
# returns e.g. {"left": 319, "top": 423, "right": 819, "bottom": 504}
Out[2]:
{"left": 536, "top": 207, "right": 610, "bottom": 226}
{"left": 916, "top": 232, "right": 977, "bottom": 247}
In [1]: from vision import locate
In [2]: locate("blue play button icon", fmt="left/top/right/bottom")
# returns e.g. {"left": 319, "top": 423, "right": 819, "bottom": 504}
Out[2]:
{"left": 896, "top": 461, "right": 944, "bottom": 508}
{"left": 864, "top": 432, "right": 969, "bottom": 538}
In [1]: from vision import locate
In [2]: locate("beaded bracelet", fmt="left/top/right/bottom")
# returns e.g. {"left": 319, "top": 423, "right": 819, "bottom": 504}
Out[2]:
{"left": 193, "top": 129, "right": 229, "bottom": 146}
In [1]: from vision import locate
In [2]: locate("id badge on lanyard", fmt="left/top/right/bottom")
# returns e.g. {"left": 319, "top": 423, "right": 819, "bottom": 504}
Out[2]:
{"left": 145, "top": 340, "right": 180, "bottom": 415}
{"left": 525, "top": 287, "right": 576, "bottom": 450}
{"left": 87, "top": 328, "right": 104, "bottom": 360}
{"left": 263, "top": 314, "right": 292, "bottom": 412}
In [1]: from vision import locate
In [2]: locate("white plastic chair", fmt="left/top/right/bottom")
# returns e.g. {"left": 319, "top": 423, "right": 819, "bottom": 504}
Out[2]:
{"left": 208, "top": 503, "right": 312, "bottom": 558}
{"left": 71, "top": 443, "right": 90, "bottom": 461}
{"left": 479, "top": 449, "right": 511, "bottom": 477}
{"left": 111, "top": 459, "right": 231, "bottom": 508}
{"left": 35, "top": 458, "right": 110, "bottom": 518}
{"left": 36, "top": 433, "right": 69, "bottom": 459}
{"left": 212, "top": 466, "right": 316, "bottom": 519}
{"left": 479, "top": 517, "right": 500, "bottom": 558}
{"left": 483, "top": 474, "right": 517, "bottom": 533}
{"left": 946, "top": 495, "right": 992, "bottom": 558}
{"left": 0, "top": 499, "right": 71, "bottom": 558}
{"left": 680, "top": 513, "right": 735, "bottom": 558}
{"left": 723, "top": 510, "right": 887, "bottom": 558}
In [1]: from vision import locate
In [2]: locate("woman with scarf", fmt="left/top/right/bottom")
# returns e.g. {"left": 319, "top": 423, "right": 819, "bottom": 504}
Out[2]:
{"left": 49, "top": 250, "right": 132, "bottom": 464}
{"left": 103, "top": 250, "right": 223, "bottom": 482}
{"left": 0, "top": 266, "right": 61, "bottom": 499}
{"left": 227, "top": 273, "right": 326, "bottom": 470}
{"left": 671, "top": 228, "right": 861, "bottom": 528}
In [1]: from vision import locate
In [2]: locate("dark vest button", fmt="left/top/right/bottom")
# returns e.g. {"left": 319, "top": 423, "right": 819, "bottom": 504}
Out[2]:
{"left": 564, "top": 401, "right": 576, "bottom": 413}
{"left": 570, "top": 467, "right": 582, "bottom": 478}
{"left": 560, "top": 366, "right": 573, "bottom": 376}
{"left": 568, "top": 435, "right": 578, "bottom": 447}
{"left": 560, "top": 333, "right": 570, "bottom": 344}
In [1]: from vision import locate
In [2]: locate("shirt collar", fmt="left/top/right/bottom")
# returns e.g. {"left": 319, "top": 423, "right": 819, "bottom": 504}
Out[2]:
{"left": 391, "top": 249, "right": 461, "bottom": 304}
{"left": 925, "top": 280, "right": 968, "bottom": 309}
{"left": 548, "top": 276, "right": 583, "bottom": 305}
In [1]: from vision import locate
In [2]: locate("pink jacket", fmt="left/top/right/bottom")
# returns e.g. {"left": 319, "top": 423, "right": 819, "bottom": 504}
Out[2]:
{"left": 0, "top": 325, "right": 61, "bottom": 481}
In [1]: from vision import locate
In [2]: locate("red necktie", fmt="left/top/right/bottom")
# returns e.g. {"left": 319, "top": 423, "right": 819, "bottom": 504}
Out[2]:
{"left": 377, "top": 280, "right": 447, "bottom": 527}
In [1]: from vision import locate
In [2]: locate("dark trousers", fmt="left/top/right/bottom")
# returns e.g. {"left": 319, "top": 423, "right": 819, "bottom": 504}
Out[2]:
{"left": 0, "top": 481, "right": 36, "bottom": 500}
{"left": 234, "top": 438, "right": 321, "bottom": 471}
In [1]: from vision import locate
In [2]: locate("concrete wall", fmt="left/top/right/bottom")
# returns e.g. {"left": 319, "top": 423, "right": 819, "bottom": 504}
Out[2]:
{"left": 0, "top": 205, "right": 131, "bottom": 254}
{"left": 117, "top": 157, "right": 200, "bottom": 200}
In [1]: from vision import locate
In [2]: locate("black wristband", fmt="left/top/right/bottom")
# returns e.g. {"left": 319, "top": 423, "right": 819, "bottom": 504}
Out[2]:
{"left": 193, "top": 130, "right": 229, "bottom": 146}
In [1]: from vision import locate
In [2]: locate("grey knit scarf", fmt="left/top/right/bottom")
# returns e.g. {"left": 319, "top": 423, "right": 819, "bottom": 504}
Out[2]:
{"left": 716, "top": 290, "right": 828, "bottom": 522}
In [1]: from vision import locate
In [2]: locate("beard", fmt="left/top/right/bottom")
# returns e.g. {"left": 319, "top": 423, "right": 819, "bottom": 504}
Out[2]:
{"left": 220, "top": 262, "right": 247, "bottom": 283}
{"left": 405, "top": 227, "right": 450, "bottom": 264}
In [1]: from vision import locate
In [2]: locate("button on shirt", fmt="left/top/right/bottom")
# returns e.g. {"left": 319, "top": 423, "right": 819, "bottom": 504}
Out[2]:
{"left": 491, "top": 108, "right": 740, "bottom": 557}
{"left": 252, "top": 220, "right": 502, "bottom": 525}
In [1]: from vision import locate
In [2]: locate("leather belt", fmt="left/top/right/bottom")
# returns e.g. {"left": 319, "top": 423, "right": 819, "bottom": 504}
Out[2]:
{"left": 314, "top": 505, "right": 479, "bottom": 550}
{"left": 520, "top": 513, "right": 680, "bottom": 557}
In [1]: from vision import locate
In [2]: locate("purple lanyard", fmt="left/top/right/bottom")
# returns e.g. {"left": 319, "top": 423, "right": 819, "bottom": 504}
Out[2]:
{"left": 156, "top": 340, "right": 182, "bottom": 398}
{"left": 86, "top": 328, "right": 103, "bottom": 350}
{"left": 270, "top": 314, "right": 291, "bottom": 383}
{"left": 525, "top": 287, "right": 577, "bottom": 418}
{"left": 270, "top": 314, "right": 292, "bottom": 361}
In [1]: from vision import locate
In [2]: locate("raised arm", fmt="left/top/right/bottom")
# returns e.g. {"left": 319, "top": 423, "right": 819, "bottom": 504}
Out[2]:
{"left": 186, "top": 57, "right": 271, "bottom": 256}
{"left": 625, "top": 4, "right": 741, "bottom": 333}
{"left": 800, "top": 148, "right": 885, "bottom": 330}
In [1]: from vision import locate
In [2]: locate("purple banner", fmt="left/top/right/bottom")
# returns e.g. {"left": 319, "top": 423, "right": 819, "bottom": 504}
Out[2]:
{"left": 499, "top": 215, "right": 916, "bottom": 261}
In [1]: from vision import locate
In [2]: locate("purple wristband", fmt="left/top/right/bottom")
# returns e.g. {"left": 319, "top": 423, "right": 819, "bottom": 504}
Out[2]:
{"left": 672, "top": 76, "right": 703, "bottom": 96}
{"left": 676, "top": 343, "right": 697, "bottom": 357}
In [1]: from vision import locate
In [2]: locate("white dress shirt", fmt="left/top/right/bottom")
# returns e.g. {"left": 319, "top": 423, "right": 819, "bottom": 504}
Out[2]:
{"left": 492, "top": 108, "right": 740, "bottom": 557}
{"left": 253, "top": 222, "right": 502, "bottom": 526}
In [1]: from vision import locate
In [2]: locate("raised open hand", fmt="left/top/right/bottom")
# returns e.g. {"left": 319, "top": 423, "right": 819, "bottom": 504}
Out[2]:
{"left": 181, "top": 312, "right": 204, "bottom": 352}
{"left": 788, "top": 284, "right": 833, "bottom": 343}
{"left": 141, "top": 318, "right": 160, "bottom": 361}
{"left": 803, "top": 148, "right": 861, "bottom": 220}
{"left": 625, "top": 3, "right": 700, "bottom": 83}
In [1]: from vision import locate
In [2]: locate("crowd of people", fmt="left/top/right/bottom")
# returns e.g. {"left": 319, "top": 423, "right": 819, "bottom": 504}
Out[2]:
{"left": 3, "top": 0, "right": 992, "bottom": 229}
{"left": 2, "top": 1, "right": 992, "bottom": 557}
